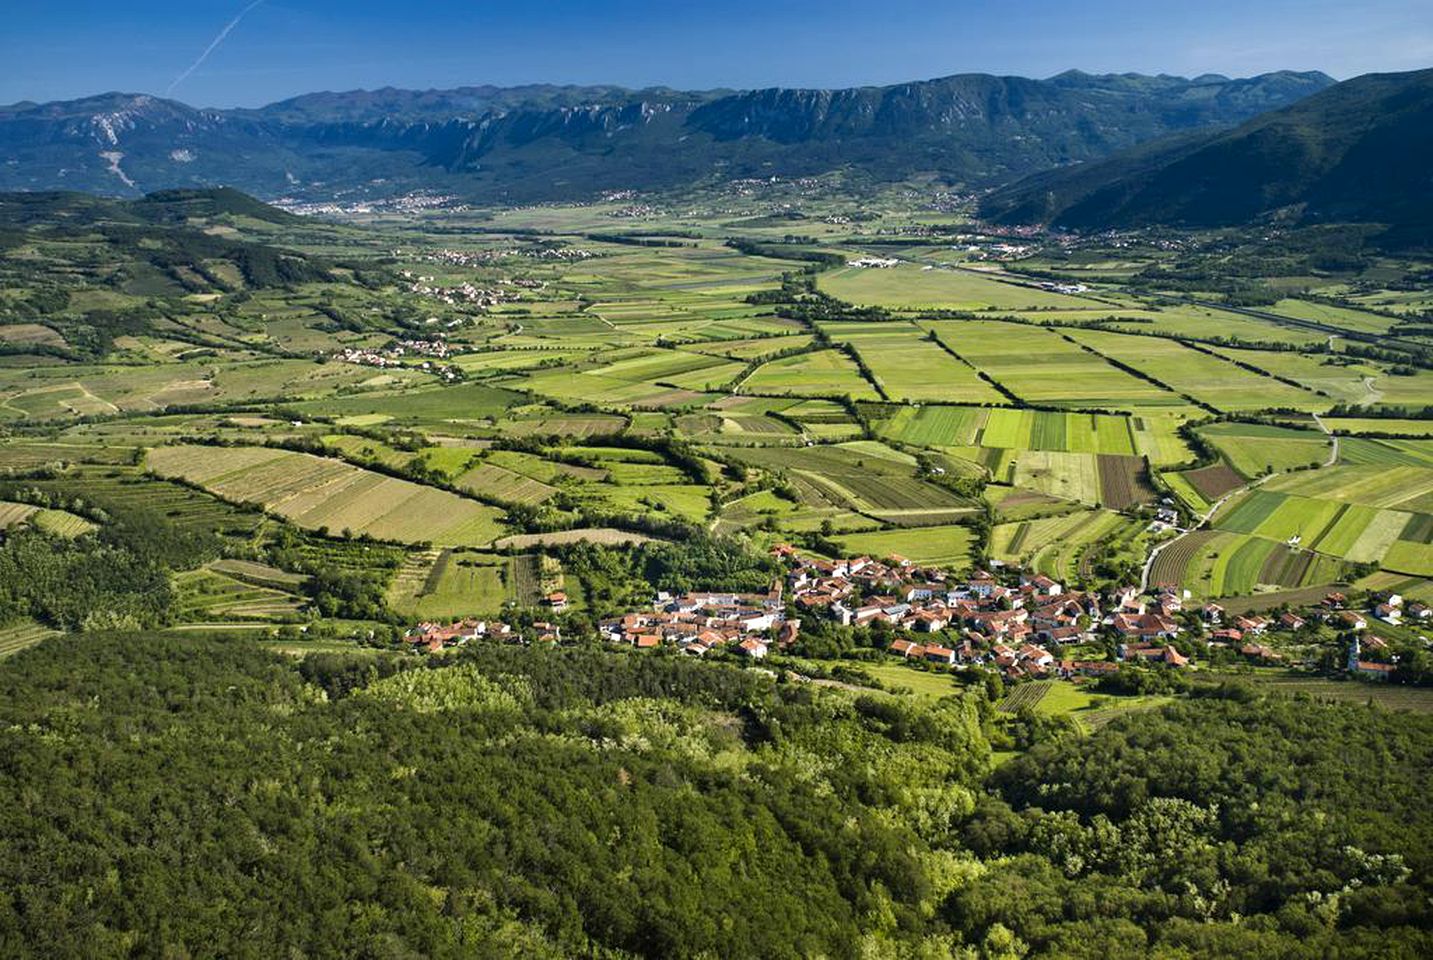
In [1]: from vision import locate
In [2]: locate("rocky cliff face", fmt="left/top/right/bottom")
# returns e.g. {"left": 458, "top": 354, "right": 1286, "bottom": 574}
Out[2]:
{"left": 0, "top": 71, "right": 1334, "bottom": 201}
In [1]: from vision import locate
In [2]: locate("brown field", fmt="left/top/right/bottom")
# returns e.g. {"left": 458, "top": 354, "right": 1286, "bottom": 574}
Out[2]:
{"left": 1184, "top": 462, "right": 1245, "bottom": 500}
{"left": 491, "top": 527, "right": 656, "bottom": 549}
{"left": 1148, "top": 529, "right": 1220, "bottom": 588}
{"left": 1097, "top": 454, "right": 1156, "bottom": 509}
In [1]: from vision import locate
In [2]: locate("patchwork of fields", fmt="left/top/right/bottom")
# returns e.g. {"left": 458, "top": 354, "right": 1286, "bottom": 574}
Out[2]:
{"left": 7, "top": 196, "right": 1433, "bottom": 620}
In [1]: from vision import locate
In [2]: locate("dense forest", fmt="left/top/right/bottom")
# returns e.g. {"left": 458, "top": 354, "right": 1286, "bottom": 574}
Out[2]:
{"left": 0, "top": 635, "right": 1428, "bottom": 958}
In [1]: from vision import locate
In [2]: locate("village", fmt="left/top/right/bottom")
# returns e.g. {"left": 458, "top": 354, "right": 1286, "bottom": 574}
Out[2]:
{"left": 403, "top": 544, "right": 1426, "bottom": 685}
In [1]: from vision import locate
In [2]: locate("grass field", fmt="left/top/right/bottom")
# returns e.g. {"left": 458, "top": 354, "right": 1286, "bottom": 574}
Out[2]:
{"left": 385, "top": 549, "right": 513, "bottom": 618}
{"left": 1066, "top": 329, "right": 1316, "bottom": 412}
{"left": 922, "top": 320, "right": 1184, "bottom": 411}
{"left": 742, "top": 349, "right": 880, "bottom": 399}
{"left": 820, "top": 264, "right": 1096, "bottom": 311}
{"left": 851, "top": 660, "right": 963, "bottom": 700}
{"left": 830, "top": 327, "right": 1004, "bottom": 404}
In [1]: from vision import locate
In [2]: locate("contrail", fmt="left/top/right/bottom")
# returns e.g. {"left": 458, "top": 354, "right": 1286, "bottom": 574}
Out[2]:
{"left": 166, "top": 0, "right": 266, "bottom": 96}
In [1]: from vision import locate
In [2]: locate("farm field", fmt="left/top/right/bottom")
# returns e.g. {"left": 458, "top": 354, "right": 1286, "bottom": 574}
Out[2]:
{"left": 1211, "top": 347, "right": 1384, "bottom": 405}
{"left": 147, "top": 444, "right": 506, "bottom": 546}
{"left": 1087, "top": 303, "right": 1325, "bottom": 346}
{"left": 1262, "top": 463, "right": 1433, "bottom": 510}
{"left": 921, "top": 320, "right": 1185, "bottom": 411}
{"left": 741, "top": 348, "right": 880, "bottom": 399}
{"left": 833, "top": 524, "right": 975, "bottom": 568}
{"left": 874, "top": 403, "right": 1146, "bottom": 458}
{"left": 1336, "top": 437, "right": 1433, "bottom": 469}
{"left": 1065, "top": 329, "right": 1316, "bottom": 412}
{"left": 820, "top": 264, "right": 1096, "bottom": 311}
{"left": 992, "top": 509, "right": 1144, "bottom": 580}
{"left": 385, "top": 549, "right": 515, "bottom": 619}
{"left": 1010, "top": 450, "right": 1103, "bottom": 504}
{"left": 9, "top": 186, "right": 1433, "bottom": 620}
{"left": 490, "top": 528, "right": 655, "bottom": 549}
{"left": 722, "top": 441, "right": 976, "bottom": 523}
{"left": 839, "top": 328, "right": 1004, "bottom": 403}
{"left": 1203, "top": 669, "right": 1433, "bottom": 713}
{"left": 1262, "top": 299, "right": 1398, "bottom": 335}
{"left": 1199, "top": 421, "right": 1331, "bottom": 477}
{"left": 1149, "top": 527, "right": 1347, "bottom": 597}
{"left": 1325, "top": 418, "right": 1433, "bottom": 436}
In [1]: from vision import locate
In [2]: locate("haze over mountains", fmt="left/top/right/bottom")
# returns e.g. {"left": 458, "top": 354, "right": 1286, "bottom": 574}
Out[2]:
{"left": 0, "top": 70, "right": 1332, "bottom": 202}
{"left": 981, "top": 67, "right": 1433, "bottom": 244}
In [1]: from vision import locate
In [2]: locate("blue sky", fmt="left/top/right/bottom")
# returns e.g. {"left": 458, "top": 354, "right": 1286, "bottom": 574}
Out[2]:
{"left": 4, "top": 0, "right": 1431, "bottom": 107}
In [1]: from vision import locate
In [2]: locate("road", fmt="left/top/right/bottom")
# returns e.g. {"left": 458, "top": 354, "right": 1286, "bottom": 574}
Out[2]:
{"left": 1311, "top": 410, "right": 1339, "bottom": 466}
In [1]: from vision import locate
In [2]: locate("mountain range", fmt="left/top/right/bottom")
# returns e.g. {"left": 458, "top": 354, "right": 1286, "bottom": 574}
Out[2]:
{"left": 0, "top": 71, "right": 1333, "bottom": 202}
{"left": 979, "top": 67, "right": 1433, "bottom": 244}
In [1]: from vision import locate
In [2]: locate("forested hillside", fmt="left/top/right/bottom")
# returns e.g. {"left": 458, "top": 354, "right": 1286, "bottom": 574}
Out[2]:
{"left": 980, "top": 67, "right": 1433, "bottom": 246}
{"left": 0, "top": 635, "right": 1427, "bottom": 958}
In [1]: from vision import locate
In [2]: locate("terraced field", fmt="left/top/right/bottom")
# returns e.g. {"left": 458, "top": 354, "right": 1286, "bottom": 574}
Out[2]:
{"left": 147, "top": 445, "right": 506, "bottom": 546}
{"left": 0, "top": 501, "right": 39, "bottom": 530}
{"left": 173, "top": 567, "right": 307, "bottom": 622}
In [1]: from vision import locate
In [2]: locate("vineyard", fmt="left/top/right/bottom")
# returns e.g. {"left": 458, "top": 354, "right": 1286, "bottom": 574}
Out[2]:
{"left": 997, "top": 683, "right": 1052, "bottom": 713}
{"left": 0, "top": 620, "right": 59, "bottom": 660}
